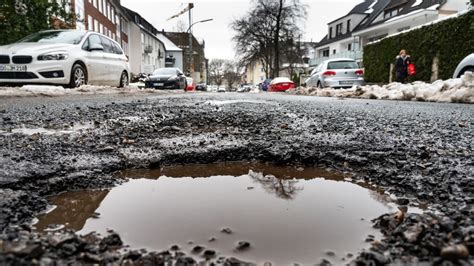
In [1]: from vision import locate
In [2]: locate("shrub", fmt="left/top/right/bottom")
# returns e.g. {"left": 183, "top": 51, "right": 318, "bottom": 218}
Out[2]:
{"left": 363, "top": 11, "right": 474, "bottom": 83}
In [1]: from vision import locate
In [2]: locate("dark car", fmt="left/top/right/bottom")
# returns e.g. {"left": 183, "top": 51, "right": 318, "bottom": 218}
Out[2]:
{"left": 196, "top": 83, "right": 207, "bottom": 91}
{"left": 145, "top": 67, "right": 186, "bottom": 89}
{"left": 259, "top": 78, "right": 272, "bottom": 91}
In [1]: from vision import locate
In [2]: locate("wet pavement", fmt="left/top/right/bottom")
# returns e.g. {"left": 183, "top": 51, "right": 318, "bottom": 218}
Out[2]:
{"left": 0, "top": 92, "right": 473, "bottom": 265}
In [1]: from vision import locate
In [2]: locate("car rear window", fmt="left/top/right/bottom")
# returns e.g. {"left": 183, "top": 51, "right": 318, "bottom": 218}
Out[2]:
{"left": 327, "top": 61, "right": 359, "bottom": 69}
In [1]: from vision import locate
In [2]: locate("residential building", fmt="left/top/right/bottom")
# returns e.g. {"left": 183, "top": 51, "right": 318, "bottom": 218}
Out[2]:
{"left": 69, "top": 0, "right": 131, "bottom": 56}
{"left": 311, "top": 0, "right": 468, "bottom": 67}
{"left": 163, "top": 32, "right": 208, "bottom": 83}
{"left": 245, "top": 60, "right": 267, "bottom": 85}
{"left": 156, "top": 32, "right": 184, "bottom": 71}
{"left": 123, "top": 7, "right": 166, "bottom": 74}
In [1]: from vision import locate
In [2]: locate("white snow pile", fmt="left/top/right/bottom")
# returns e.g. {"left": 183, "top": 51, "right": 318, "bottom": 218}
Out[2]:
{"left": 288, "top": 72, "right": 474, "bottom": 103}
{"left": 0, "top": 84, "right": 170, "bottom": 97}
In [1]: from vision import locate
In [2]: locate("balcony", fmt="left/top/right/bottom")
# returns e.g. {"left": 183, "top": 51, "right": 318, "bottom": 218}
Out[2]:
{"left": 309, "top": 50, "right": 363, "bottom": 66}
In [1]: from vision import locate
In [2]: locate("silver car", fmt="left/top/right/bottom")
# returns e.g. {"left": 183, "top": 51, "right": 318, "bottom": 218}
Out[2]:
{"left": 306, "top": 58, "right": 364, "bottom": 88}
{"left": 453, "top": 53, "right": 474, "bottom": 78}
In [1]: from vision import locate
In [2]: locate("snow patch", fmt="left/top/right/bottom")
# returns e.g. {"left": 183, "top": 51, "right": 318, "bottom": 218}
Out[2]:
{"left": 287, "top": 72, "right": 474, "bottom": 104}
{"left": 412, "top": 0, "right": 423, "bottom": 7}
{"left": 0, "top": 84, "right": 177, "bottom": 97}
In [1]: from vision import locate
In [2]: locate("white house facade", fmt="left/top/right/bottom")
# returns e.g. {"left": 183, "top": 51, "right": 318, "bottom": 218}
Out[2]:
{"left": 156, "top": 33, "right": 184, "bottom": 71}
{"left": 310, "top": 0, "right": 468, "bottom": 67}
{"left": 124, "top": 7, "right": 165, "bottom": 75}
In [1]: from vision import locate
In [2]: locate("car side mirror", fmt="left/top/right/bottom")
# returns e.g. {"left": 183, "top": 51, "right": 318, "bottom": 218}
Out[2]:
{"left": 89, "top": 43, "right": 104, "bottom": 51}
{"left": 178, "top": 72, "right": 184, "bottom": 76}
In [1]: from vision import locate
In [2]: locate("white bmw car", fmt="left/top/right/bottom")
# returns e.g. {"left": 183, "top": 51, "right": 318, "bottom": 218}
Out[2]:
{"left": 0, "top": 30, "right": 130, "bottom": 88}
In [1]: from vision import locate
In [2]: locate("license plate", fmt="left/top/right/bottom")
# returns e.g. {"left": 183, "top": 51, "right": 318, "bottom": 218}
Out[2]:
{"left": 0, "top": 65, "right": 27, "bottom": 72}
{"left": 282, "top": 83, "right": 289, "bottom": 86}
{"left": 339, "top": 81, "right": 353, "bottom": 85}
{"left": 153, "top": 83, "right": 164, "bottom": 86}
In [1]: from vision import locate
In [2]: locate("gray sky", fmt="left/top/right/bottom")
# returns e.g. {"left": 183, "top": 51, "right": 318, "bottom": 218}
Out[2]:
{"left": 122, "top": 0, "right": 364, "bottom": 60}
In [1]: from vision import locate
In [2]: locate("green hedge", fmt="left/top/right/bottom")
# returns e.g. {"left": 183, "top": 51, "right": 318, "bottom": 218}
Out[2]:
{"left": 363, "top": 10, "right": 474, "bottom": 83}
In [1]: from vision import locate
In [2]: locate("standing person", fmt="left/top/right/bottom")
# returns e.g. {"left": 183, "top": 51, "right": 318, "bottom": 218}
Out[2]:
{"left": 395, "top": 49, "right": 411, "bottom": 83}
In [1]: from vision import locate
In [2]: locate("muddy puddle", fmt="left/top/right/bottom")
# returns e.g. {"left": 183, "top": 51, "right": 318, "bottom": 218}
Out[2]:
{"left": 35, "top": 162, "right": 412, "bottom": 264}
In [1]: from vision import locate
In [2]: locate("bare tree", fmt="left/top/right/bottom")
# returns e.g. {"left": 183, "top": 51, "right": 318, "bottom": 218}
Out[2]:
{"left": 223, "top": 60, "right": 242, "bottom": 89}
{"left": 208, "top": 59, "right": 226, "bottom": 86}
{"left": 173, "top": 19, "right": 187, "bottom": 32}
{"left": 231, "top": 0, "right": 306, "bottom": 78}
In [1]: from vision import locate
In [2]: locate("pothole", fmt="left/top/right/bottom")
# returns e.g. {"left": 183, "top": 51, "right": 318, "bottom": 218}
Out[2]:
{"left": 34, "top": 162, "right": 419, "bottom": 264}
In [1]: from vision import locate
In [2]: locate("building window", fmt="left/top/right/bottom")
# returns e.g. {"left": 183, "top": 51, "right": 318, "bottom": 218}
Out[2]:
{"left": 384, "top": 8, "right": 399, "bottom": 19}
{"left": 347, "top": 19, "right": 351, "bottom": 33}
{"left": 322, "top": 49, "right": 329, "bottom": 57}
{"left": 87, "top": 15, "right": 93, "bottom": 30}
{"left": 93, "top": 0, "right": 98, "bottom": 8}
{"left": 94, "top": 19, "right": 99, "bottom": 33}
{"left": 336, "top": 23, "right": 343, "bottom": 36}
{"left": 329, "top": 27, "right": 332, "bottom": 39}
{"left": 98, "top": 0, "right": 102, "bottom": 13}
{"left": 348, "top": 43, "right": 352, "bottom": 51}
{"left": 333, "top": 49, "right": 336, "bottom": 55}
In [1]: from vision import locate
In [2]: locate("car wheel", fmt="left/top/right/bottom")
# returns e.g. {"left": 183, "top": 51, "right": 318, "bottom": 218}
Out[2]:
{"left": 67, "top": 64, "right": 87, "bottom": 88}
{"left": 459, "top": 67, "right": 474, "bottom": 78}
{"left": 119, "top": 71, "right": 128, "bottom": 88}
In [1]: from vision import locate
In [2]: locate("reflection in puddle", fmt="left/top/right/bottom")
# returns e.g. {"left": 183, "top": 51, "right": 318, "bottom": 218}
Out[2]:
{"left": 36, "top": 162, "right": 403, "bottom": 264}
{"left": 2, "top": 122, "right": 94, "bottom": 135}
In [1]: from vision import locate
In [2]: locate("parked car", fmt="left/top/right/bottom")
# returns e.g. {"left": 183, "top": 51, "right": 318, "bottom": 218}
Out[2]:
{"left": 238, "top": 83, "right": 252, "bottom": 92}
{"left": 305, "top": 58, "right": 364, "bottom": 88}
{"left": 268, "top": 77, "right": 295, "bottom": 92}
{"left": 453, "top": 53, "right": 474, "bottom": 78}
{"left": 196, "top": 82, "right": 207, "bottom": 91}
{"left": 145, "top": 67, "right": 186, "bottom": 89}
{"left": 0, "top": 29, "right": 130, "bottom": 88}
{"left": 185, "top": 77, "right": 196, "bottom": 91}
{"left": 217, "top": 85, "right": 226, "bottom": 92}
{"left": 259, "top": 78, "right": 272, "bottom": 91}
{"left": 207, "top": 85, "right": 218, "bottom": 92}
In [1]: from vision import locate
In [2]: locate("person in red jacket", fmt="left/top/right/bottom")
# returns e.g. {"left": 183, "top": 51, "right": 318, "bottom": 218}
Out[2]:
{"left": 395, "top": 49, "right": 411, "bottom": 83}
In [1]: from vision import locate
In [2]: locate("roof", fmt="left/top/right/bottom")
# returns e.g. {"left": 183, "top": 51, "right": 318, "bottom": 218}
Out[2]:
{"left": 357, "top": 0, "right": 446, "bottom": 30}
{"left": 156, "top": 33, "right": 182, "bottom": 52}
{"left": 327, "top": 0, "right": 378, "bottom": 25}
{"left": 317, "top": 0, "right": 390, "bottom": 48}
{"left": 316, "top": 0, "right": 446, "bottom": 48}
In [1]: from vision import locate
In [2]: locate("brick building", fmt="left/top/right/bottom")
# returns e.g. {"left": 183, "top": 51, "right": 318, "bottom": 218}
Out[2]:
{"left": 163, "top": 32, "right": 207, "bottom": 83}
{"left": 69, "top": 0, "right": 131, "bottom": 56}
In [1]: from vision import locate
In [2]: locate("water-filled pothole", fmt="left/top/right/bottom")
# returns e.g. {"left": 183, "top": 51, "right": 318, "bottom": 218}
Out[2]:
{"left": 35, "top": 162, "right": 409, "bottom": 264}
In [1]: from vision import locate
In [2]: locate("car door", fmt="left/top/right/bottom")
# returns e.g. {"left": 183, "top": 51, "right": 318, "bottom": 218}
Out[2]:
{"left": 82, "top": 34, "right": 107, "bottom": 84}
{"left": 99, "top": 36, "right": 121, "bottom": 86}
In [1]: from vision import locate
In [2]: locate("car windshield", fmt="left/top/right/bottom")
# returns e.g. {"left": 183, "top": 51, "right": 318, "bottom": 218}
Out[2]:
{"left": 327, "top": 61, "right": 359, "bottom": 70}
{"left": 18, "top": 31, "right": 86, "bottom": 45}
{"left": 153, "top": 68, "right": 177, "bottom": 75}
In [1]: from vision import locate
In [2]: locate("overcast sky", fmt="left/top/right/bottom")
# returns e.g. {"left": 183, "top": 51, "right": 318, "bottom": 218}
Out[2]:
{"left": 122, "top": 0, "right": 364, "bottom": 60}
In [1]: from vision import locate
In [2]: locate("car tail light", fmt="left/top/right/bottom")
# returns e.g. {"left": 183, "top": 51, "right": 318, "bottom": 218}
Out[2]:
{"left": 322, "top": 71, "right": 336, "bottom": 77}
{"left": 355, "top": 69, "right": 364, "bottom": 76}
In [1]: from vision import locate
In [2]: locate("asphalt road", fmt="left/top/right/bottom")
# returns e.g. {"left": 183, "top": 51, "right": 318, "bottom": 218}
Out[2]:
{"left": 0, "top": 92, "right": 473, "bottom": 264}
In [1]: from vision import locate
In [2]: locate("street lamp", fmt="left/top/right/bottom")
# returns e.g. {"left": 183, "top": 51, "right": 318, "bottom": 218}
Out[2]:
{"left": 186, "top": 18, "right": 213, "bottom": 77}
{"left": 186, "top": 19, "right": 213, "bottom": 33}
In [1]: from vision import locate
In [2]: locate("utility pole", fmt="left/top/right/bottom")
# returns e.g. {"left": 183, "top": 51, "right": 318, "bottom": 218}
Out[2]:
{"left": 188, "top": 3, "right": 194, "bottom": 77}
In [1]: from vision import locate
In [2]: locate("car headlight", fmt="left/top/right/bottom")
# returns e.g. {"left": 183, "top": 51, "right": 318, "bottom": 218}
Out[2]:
{"left": 37, "top": 52, "right": 69, "bottom": 61}
{"left": 168, "top": 75, "right": 178, "bottom": 81}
